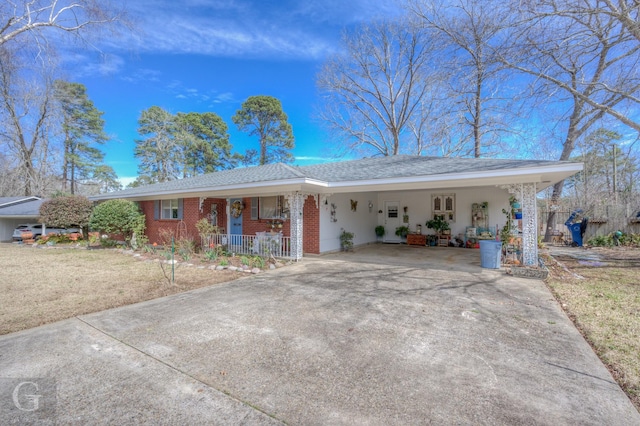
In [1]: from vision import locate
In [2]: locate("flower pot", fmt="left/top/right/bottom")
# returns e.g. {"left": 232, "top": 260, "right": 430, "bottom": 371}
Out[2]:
{"left": 511, "top": 202, "right": 521, "bottom": 209}
{"left": 514, "top": 212, "right": 523, "bottom": 220}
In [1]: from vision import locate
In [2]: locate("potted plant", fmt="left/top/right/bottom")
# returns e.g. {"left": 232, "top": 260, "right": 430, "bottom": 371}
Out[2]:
{"left": 402, "top": 206, "right": 409, "bottom": 223}
{"left": 340, "top": 229, "right": 354, "bottom": 251}
{"left": 395, "top": 225, "right": 410, "bottom": 242}
{"left": 426, "top": 215, "right": 450, "bottom": 235}
{"left": 375, "top": 225, "right": 385, "bottom": 240}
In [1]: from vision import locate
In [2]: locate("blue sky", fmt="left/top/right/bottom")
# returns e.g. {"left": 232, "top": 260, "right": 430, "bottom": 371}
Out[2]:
{"left": 60, "top": 0, "right": 401, "bottom": 185}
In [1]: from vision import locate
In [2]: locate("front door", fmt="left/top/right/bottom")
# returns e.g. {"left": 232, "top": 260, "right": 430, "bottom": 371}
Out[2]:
{"left": 383, "top": 201, "right": 401, "bottom": 243}
{"left": 229, "top": 198, "right": 243, "bottom": 246}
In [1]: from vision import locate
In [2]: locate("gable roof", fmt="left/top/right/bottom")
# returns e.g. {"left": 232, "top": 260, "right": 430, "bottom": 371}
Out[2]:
{"left": 90, "top": 155, "right": 583, "bottom": 201}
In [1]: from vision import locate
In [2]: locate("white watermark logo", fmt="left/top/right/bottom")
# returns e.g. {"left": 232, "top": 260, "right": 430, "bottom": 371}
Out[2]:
{"left": 1, "top": 378, "right": 56, "bottom": 421}
{"left": 12, "top": 381, "right": 41, "bottom": 412}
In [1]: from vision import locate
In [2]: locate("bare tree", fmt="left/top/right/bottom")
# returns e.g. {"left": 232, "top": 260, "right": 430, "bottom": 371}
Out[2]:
{"left": 0, "top": 0, "right": 124, "bottom": 46}
{"left": 514, "top": 0, "right": 640, "bottom": 133}
{"left": 0, "top": 47, "right": 57, "bottom": 196}
{"left": 501, "top": 0, "right": 640, "bottom": 240}
{"left": 407, "top": 0, "right": 517, "bottom": 158}
{"left": 317, "top": 20, "right": 441, "bottom": 157}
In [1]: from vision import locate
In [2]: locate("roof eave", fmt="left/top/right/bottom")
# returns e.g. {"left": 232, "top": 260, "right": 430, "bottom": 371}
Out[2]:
{"left": 317, "top": 163, "right": 583, "bottom": 193}
{"left": 89, "top": 178, "right": 325, "bottom": 202}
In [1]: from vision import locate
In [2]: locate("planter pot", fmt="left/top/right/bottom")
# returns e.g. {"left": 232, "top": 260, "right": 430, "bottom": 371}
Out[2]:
{"left": 511, "top": 202, "right": 521, "bottom": 209}
{"left": 514, "top": 212, "right": 523, "bottom": 220}
{"left": 21, "top": 232, "right": 33, "bottom": 240}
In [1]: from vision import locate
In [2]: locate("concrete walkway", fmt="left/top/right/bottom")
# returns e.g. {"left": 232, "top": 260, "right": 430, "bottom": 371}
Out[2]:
{"left": 1, "top": 245, "right": 638, "bottom": 424}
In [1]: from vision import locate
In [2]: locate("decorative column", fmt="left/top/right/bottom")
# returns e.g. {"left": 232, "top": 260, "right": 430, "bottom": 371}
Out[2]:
{"left": 521, "top": 182, "right": 538, "bottom": 266}
{"left": 503, "top": 183, "right": 538, "bottom": 266}
{"left": 284, "top": 192, "right": 306, "bottom": 261}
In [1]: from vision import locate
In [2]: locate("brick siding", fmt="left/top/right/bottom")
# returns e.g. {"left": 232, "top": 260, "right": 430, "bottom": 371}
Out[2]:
{"left": 140, "top": 194, "right": 321, "bottom": 255}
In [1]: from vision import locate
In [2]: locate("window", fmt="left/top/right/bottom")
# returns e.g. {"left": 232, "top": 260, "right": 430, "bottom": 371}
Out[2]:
{"left": 432, "top": 193, "right": 456, "bottom": 222}
{"left": 258, "top": 196, "right": 287, "bottom": 219}
{"left": 161, "top": 199, "right": 179, "bottom": 219}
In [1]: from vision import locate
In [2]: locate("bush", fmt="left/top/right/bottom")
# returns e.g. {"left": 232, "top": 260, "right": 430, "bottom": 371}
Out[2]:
{"left": 89, "top": 199, "right": 146, "bottom": 248}
{"left": 588, "top": 235, "right": 612, "bottom": 247}
{"left": 39, "top": 196, "right": 93, "bottom": 230}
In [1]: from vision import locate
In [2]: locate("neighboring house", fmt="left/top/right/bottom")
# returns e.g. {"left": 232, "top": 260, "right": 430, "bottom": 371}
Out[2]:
{"left": 0, "top": 197, "right": 44, "bottom": 242}
{"left": 90, "top": 155, "right": 583, "bottom": 265}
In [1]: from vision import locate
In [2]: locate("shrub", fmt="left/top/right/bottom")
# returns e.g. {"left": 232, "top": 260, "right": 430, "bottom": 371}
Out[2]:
{"left": 588, "top": 235, "right": 612, "bottom": 247}
{"left": 89, "top": 199, "right": 146, "bottom": 248}
{"left": 252, "top": 256, "right": 265, "bottom": 269}
{"left": 203, "top": 249, "right": 218, "bottom": 261}
{"left": 39, "top": 196, "right": 93, "bottom": 231}
{"left": 195, "top": 218, "right": 218, "bottom": 236}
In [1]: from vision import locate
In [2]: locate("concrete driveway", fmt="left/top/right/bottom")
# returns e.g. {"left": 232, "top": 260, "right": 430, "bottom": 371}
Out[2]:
{"left": 1, "top": 245, "right": 638, "bottom": 424}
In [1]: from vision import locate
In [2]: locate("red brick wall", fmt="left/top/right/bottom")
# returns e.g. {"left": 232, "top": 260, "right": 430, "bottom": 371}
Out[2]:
{"left": 240, "top": 197, "right": 292, "bottom": 236}
{"left": 303, "top": 195, "right": 320, "bottom": 254}
{"left": 140, "top": 197, "right": 226, "bottom": 246}
{"left": 139, "top": 195, "right": 321, "bottom": 254}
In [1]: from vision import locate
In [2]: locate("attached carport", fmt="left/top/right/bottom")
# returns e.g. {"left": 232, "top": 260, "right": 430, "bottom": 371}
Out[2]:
{"left": 0, "top": 197, "right": 42, "bottom": 242}
{"left": 310, "top": 159, "right": 583, "bottom": 265}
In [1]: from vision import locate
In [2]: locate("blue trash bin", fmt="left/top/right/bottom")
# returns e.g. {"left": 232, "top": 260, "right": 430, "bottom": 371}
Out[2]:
{"left": 480, "top": 240, "right": 502, "bottom": 269}
{"left": 568, "top": 223, "right": 583, "bottom": 246}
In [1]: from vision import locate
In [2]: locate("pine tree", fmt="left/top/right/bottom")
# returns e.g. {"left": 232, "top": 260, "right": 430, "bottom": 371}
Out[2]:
{"left": 54, "top": 80, "right": 112, "bottom": 194}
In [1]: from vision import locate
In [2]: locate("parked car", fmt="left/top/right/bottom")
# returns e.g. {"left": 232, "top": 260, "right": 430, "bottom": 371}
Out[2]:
{"left": 12, "top": 223, "right": 81, "bottom": 241}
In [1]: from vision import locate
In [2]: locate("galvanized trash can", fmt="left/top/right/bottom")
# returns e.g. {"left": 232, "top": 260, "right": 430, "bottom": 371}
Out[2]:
{"left": 480, "top": 240, "right": 502, "bottom": 269}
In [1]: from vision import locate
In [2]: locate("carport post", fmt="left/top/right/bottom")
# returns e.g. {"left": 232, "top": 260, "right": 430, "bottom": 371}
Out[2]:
{"left": 504, "top": 183, "right": 538, "bottom": 266}
{"left": 284, "top": 192, "right": 305, "bottom": 261}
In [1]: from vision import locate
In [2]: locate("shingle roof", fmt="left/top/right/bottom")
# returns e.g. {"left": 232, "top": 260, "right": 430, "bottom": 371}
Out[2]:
{"left": 103, "top": 163, "right": 307, "bottom": 198}
{"left": 0, "top": 198, "right": 43, "bottom": 216}
{"left": 92, "top": 155, "right": 579, "bottom": 200}
{"left": 301, "top": 155, "right": 558, "bottom": 181}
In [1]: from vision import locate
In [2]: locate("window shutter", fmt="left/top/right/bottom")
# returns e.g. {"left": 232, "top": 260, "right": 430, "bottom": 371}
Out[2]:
{"left": 251, "top": 197, "right": 259, "bottom": 220}
{"left": 178, "top": 198, "right": 184, "bottom": 219}
{"left": 154, "top": 201, "right": 159, "bottom": 220}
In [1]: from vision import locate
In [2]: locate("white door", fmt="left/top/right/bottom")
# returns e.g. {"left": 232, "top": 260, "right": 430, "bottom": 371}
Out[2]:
{"left": 383, "top": 201, "right": 401, "bottom": 243}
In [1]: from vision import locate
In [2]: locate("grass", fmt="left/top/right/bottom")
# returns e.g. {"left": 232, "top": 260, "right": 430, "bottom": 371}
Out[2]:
{"left": 0, "top": 243, "right": 244, "bottom": 335}
{"left": 546, "top": 247, "right": 640, "bottom": 411}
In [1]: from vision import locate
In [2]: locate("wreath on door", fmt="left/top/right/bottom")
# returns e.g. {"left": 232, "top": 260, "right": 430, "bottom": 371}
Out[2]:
{"left": 231, "top": 200, "right": 244, "bottom": 218}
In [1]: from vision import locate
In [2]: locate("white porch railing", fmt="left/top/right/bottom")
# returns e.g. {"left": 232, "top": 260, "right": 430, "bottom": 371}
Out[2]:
{"left": 202, "top": 233, "right": 292, "bottom": 259}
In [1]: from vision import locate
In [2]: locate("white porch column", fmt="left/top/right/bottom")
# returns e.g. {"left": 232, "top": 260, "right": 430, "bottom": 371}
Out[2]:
{"left": 505, "top": 183, "right": 538, "bottom": 266}
{"left": 284, "top": 192, "right": 306, "bottom": 261}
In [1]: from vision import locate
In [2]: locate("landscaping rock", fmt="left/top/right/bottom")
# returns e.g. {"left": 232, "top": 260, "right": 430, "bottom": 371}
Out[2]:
{"left": 228, "top": 266, "right": 238, "bottom": 271}
{"left": 251, "top": 268, "right": 261, "bottom": 274}
{"left": 215, "top": 266, "right": 225, "bottom": 271}
{"left": 269, "top": 264, "right": 276, "bottom": 270}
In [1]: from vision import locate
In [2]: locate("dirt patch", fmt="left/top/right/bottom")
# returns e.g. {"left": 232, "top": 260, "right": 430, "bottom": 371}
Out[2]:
{"left": 546, "top": 247, "right": 640, "bottom": 411}
{"left": 0, "top": 244, "right": 247, "bottom": 335}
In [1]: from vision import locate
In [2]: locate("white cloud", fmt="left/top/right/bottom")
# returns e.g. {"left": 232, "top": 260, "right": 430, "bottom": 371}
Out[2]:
{"left": 211, "top": 92, "right": 235, "bottom": 104}
{"left": 121, "top": 68, "right": 162, "bottom": 83}
{"left": 104, "top": 0, "right": 355, "bottom": 60}
{"left": 64, "top": 53, "right": 125, "bottom": 78}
